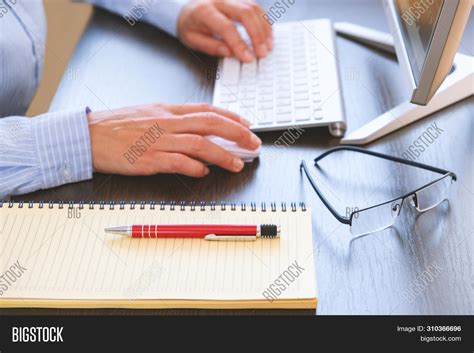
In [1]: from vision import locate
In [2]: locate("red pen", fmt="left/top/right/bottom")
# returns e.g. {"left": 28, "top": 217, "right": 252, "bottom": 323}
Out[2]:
{"left": 104, "top": 224, "right": 280, "bottom": 241}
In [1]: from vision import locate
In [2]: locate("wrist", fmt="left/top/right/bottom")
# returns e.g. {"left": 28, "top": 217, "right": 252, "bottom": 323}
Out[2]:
{"left": 85, "top": 107, "right": 100, "bottom": 172}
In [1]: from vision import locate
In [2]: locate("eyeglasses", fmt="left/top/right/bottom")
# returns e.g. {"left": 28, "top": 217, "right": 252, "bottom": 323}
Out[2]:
{"left": 300, "top": 146, "right": 457, "bottom": 238}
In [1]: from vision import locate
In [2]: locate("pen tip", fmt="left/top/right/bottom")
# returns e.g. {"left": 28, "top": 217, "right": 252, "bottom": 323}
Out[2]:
{"left": 104, "top": 226, "right": 130, "bottom": 236}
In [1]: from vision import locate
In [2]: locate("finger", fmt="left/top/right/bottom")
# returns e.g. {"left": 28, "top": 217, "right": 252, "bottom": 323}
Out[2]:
{"left": 155, "top": 152, "right": 210, "bottom": 177}
{"left": 239, "top": 11, "right": 268, "bottom": 58}
{"left": 161, "top": 103, "right": 251, "bottom": 127}
{"left": 202, "top": 9, "right": 255, "bottom": 62}
{"left": 249, "top": 0, "right": 273, "bottom": 49}
{"left": 170, "top": 112, "right": 261, "bottom": 149}
{"left": 216, "top": 1, "right": 268, "bottom": 57}
{"left": 157, "top": 134, "right": 245, "bottom": 173}
{"left": 184, "top": 31, "right": 232, "bottom": 57}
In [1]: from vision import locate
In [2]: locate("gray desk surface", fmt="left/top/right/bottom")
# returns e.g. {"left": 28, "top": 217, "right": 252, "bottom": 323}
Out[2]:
{"left": 8, "top": 0, "right": 474, "bottom": 315}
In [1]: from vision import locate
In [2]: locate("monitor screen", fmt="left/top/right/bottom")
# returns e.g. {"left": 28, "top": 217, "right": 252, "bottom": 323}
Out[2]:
{"left": 395, "top": 0, "right": 445, "bottom": 83}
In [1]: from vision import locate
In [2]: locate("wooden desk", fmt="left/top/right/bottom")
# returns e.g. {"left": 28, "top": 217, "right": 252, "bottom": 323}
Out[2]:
{"left": 8, "top": 0, "right": 473, "bottom": 315}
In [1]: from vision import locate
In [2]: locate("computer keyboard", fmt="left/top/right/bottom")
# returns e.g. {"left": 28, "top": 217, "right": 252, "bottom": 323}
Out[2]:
{"left": 213, "top": 19, "right": 346, "bottom": 137}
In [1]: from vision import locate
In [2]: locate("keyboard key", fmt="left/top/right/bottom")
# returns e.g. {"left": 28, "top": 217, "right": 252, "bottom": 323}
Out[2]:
{"left": 295, "top": 108, "right": 311, "bottom": 121}
{"left": 276, "top": 112, "right": 293, "bottom": 123}
{"left": 258, "top": 74, "right": 273, "bottom": 82}
{"left": 276, "top": 57, "right": 290, "bottom": 64}
{"left": 276, "top": 99, "right": 292, "bottom": 106}
{"left": 312, "top": 93, "right": 322, "bottom": 102}
{"left": 294, "top": 86, "right": 309, "bottom": 94}
{"left": 241, "top": 98, "right": 256, "bottom": 107}
{"left": 259, "top": 68, "right": 274, "bottom": 77}
{"left": 240, "top": 78, "right": 257, "bottom": 86}
{"left": 313, "top": 112, "right": 324, "bottom": 120}
{"left": 241, "top": 66, "right": 257, "bottom": 81}
{"left": 258, "top": 102, "right": 274, "bottom": 110}
{"left": 312, "top": 105, "right": 323, "bottom": 112}
{"left": 293, "top": 64, "right": 307, "bottom": 72}
{"left": 239, "top": 92, "right": 255, "bottom": 101}
{"left": 295, "top": 101, "right": 310, "bottom": 109}
{"left": 256, "top": 109, "right": 274, "bottom": 125}
{"left": 258, "top": 94, "right": 273, "bottom": 103}
{"left": 276, "top": 91, "right": 291, "bottom": 99}
{"left": 258, "top": 79, "right": 273, "bottom": 87}
{"left": 294, "top": 78, "right": 308, "bottom": 87}
{"left": 294, "top": 72, "right": 307, "bottom": 80}
{"left": 276, "top": 106, "right": 292, "bottom": 114}
{"left": 242, "top": 61, "right": 257, "bottom": 72}
{"left": 221, "top": 58, "right": 241, "bottom": 85}
{"left": 276, "top": 82, "right": 291, "bottom": 89}
{"left": 259, "top": 57, "right": 273, "bottom": 66}
{"left": 239, "top": 84, "right": 257, "bottom": 92}
{"left": 294, "top": 93, "right": 309, "bottom": 101}
{"left": 276, "top": 78, "right": 291, "bottom": 85}
{"left": 259, "top": 87, "right": 274, "bottom": 95}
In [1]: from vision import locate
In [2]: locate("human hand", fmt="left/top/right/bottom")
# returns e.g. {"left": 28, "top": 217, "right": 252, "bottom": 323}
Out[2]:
{"left": 87, "top": 103, "right": 261, "bottom": 177}
{"left": 177, "top": 0, "right": 272, "bottom": 62}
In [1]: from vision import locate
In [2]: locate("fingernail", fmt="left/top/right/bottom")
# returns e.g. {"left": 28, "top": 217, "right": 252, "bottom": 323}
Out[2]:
{"left": 204, "top": 167, "right": 210, "bottom": 175}
{"left": 257, "top": 44, "right": 268, "bottom": 58}
{"left": 251, "top": 134, "right": 262, "bottom": 147}
{"left": 243, "top": 49, "right": 255, "bottom": 62}
{"left": 217, "top": 45, "right": 230, "bottom": 57}
{"left": 233, "top": 158, "right": 244, "bottom": 171}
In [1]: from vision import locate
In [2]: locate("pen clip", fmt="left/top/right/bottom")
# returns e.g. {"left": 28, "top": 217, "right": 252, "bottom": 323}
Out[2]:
{"left": 204, "top": 234, "right": 257, "bottom": 241}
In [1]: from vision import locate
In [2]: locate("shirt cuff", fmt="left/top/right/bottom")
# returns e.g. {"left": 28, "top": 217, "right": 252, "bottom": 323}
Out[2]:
{"left": 32, "top": 109, "right": 93, "bottom": 189}
{"left": 140, "top": 0, "right": 188, "bottom": 36}
{"left": 81, "top": 0, "right": 188, "bottom": 37}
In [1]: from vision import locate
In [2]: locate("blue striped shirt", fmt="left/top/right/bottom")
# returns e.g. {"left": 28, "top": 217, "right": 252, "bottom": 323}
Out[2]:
{"left": 0, "top": 0, "right": 185, "bottom": 199}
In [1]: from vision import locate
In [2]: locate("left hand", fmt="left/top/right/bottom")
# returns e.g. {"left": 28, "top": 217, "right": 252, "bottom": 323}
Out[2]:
{"left": 177, "top": 0, "right": 273, "bottom": 62}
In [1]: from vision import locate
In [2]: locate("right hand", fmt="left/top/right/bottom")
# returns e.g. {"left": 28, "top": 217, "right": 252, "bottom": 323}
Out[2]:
{"left": 87, "top": 103, "right": 261, "bottom": 177}
{"left": 177, "top": 0, "right": 273, "bottom": 62}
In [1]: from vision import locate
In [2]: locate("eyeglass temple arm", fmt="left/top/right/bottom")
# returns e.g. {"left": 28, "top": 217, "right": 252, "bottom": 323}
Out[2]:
{"left": 314, "top": 146, "right": 456, "bottom": 180}
{"left": 300, "top": 160, "right": 351, "bottom": 225}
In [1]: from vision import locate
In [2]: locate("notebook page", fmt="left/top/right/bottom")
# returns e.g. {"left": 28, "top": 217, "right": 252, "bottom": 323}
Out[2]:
{"left": 0, "top": 204, "right": 316, "bottom": 302}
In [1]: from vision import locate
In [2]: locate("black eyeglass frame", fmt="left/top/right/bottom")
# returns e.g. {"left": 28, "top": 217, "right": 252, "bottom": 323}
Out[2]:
{"left": 300, "top": 146, "right": 457, "bottom": 226}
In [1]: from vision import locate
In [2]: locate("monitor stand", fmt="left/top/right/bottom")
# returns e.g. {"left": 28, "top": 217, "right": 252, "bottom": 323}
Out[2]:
{"left": 333, "top": 22, "right": 474, "bottom": 145}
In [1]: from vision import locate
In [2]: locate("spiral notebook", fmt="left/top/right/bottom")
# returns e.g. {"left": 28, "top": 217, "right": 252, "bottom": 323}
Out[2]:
{"left": 0, "top": 201, "right": 317, "bottom": 309}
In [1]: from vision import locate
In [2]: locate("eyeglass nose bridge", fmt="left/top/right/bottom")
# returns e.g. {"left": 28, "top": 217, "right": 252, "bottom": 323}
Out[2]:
{"left": 408, "top": 193, "right": 418, "bottom": 208}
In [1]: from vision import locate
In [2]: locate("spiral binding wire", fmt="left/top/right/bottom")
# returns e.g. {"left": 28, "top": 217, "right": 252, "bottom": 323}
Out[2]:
{"left": 0, "top": 200, "right": 307, "bottom": 212}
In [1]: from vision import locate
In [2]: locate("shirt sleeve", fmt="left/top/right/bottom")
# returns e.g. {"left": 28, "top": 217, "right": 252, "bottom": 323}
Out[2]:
{"left": 82, "top": 0, "right": 188, "bottom": 37}
{"left": 0, "top": 109, "right": 93, "bottom": 199}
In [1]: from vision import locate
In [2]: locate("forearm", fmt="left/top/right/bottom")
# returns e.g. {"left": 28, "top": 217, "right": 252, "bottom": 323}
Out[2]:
{"left": 82, "top": 0, "right": 187, "bottom": 36}
{"left": 0, "top": 109, "right": 93, "bottom": 199}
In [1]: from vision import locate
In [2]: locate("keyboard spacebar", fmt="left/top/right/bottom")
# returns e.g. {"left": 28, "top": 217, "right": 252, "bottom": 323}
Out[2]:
{"left": 221, "top": 58, "right": 241, "bottom": 85}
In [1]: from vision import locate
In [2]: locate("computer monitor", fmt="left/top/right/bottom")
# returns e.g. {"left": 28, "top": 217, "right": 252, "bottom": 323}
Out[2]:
{"left": 384, "top": 0, "right": 472, "bottom": 105}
